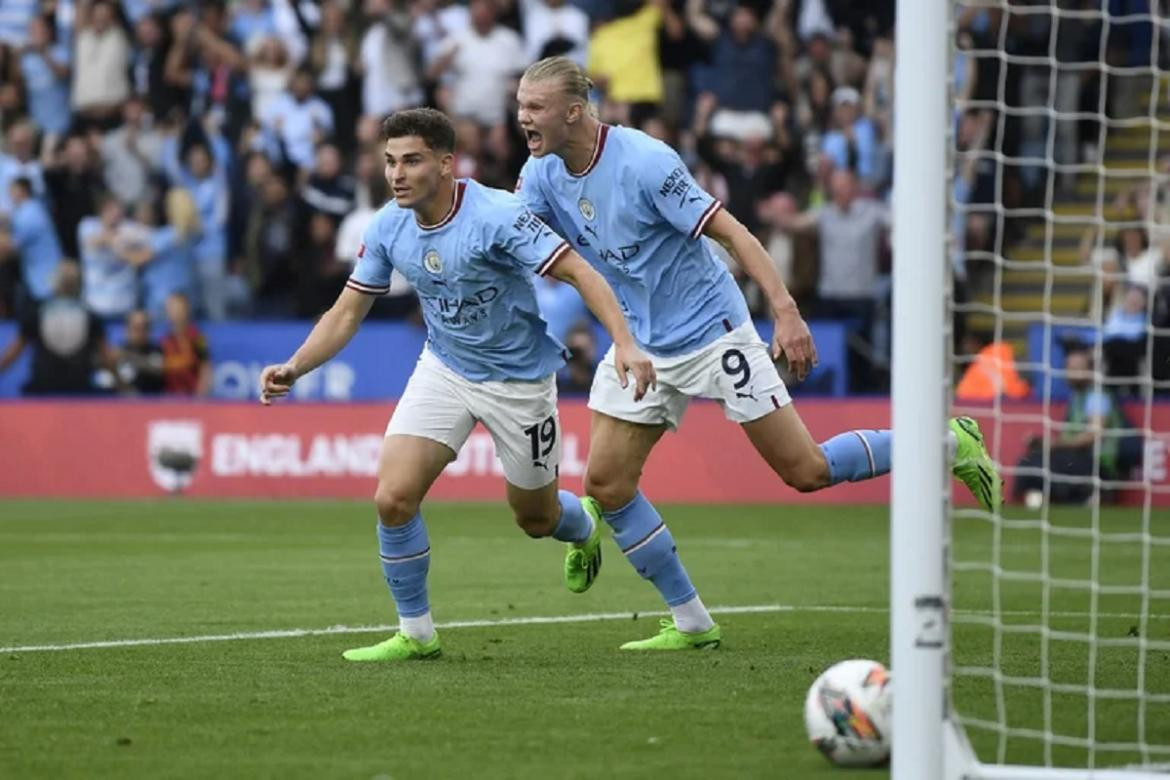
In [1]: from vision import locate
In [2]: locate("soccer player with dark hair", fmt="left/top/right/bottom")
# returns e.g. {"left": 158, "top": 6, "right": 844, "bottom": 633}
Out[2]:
{"left": 259, "top": 108, "right": 655, "bottom": 662}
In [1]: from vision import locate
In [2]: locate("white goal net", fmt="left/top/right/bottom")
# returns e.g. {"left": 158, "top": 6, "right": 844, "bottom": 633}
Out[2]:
{"left": 946, "top": 1, "right": 1170, "bottom": 776}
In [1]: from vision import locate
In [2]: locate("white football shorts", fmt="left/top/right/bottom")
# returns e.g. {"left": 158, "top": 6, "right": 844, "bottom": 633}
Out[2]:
{"left": 387, "top": 348, "right": 561, "bottom": 489}
{"left": 588, "top": 321, "right": 791, "bottom": 430}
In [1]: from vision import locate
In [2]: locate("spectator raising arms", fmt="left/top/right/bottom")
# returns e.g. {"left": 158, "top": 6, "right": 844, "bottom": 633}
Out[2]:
{"left": 19, "top": 15, "right": 72, "bottom": 147}
{"left": 77, "top": 196, "right": 139, "bottom": 321}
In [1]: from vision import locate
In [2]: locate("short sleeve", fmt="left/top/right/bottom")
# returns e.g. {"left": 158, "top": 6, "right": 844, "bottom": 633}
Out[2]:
{"left": 515, "top": 157, "right": 554, "bottom": 222}
{"left": 490, "top": 196, "right": 571, "bottom": 277}
{"left": 637, "top": 142, "right": 722, "bottom": 239}
{"left": 346, "top": 218, "right": 395, "bottom": 295}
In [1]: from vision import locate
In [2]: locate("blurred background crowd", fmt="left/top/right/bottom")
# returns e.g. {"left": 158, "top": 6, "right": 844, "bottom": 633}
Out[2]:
{"left": 0, "top": 0, "right": 1167, "bottom": 407}
{"left": 0, "top": 0, "right": 899, "bottom": 397}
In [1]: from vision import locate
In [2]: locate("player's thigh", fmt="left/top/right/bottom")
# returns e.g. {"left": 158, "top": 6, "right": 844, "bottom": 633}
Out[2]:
{"left": 741, "top": 403, "right": 830, "bottom": 492}
{"left": 375, "top": 434, "right": 458, "bottom": 522}
{"left": 583, "top": 410, "right": 668, "bottom": 510}
{"left": 475, "top": 373, "right": 561, "bottom": 493}
{"left": 588, "top": 343, "right": 690, "bottom": 430}
{"left": 378, "top": 354, "right": 477, "bottom": 521}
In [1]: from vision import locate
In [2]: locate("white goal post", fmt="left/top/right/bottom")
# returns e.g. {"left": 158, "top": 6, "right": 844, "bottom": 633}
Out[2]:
{"left": 891, "top": 0, "right": 948, "bottom": 777}
{"left": 893, "top": 1, "right": 1169, "bottom": 779}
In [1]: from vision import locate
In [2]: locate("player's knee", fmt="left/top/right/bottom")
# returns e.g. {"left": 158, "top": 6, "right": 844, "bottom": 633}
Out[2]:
{"left": 583, "top": 470, "right": 636, "bottom": 512}
{"left": 373, "top": 484, "right": 419, "bottom": 526}
{"left": 514, "top": 511, "right": 557, "bottom": 538}
{"left": 781, "top": 450, "right": 831, "bottom": 494}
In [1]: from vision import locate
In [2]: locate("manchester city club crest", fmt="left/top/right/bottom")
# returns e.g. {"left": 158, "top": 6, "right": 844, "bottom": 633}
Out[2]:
{"left": 578, "top": 197, "right": 595, "bottom": 221}
{"left": 423, "top": 249, "right": 442, "bottom": 274}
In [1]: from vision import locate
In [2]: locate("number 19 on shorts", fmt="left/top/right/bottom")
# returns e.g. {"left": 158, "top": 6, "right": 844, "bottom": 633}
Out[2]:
{"left": 523, "top": 416, "right": 557, "bottom": 467}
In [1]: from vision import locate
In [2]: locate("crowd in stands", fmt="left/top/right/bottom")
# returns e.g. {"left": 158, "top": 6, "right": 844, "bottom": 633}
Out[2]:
{"left": 951, "top": 1, "right": 1170, "bottom": 397}
{"left": 0, "top": 0, "right": 904, "bottom": 396}
{"left": 0, "top": 0, "right": 1167, "bottom": 406}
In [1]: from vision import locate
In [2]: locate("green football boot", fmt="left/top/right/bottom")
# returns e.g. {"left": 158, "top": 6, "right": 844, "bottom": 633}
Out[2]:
{"left": 564, "top": 497, "right": 603, "bottom": 594}
{"left": 619, "top": 618, "right": 722, "bottom": 651}
{"left": 950, "top": 416, "right": 1002, "bottom": 511}
{"left": 342, "top": 632, "right": 442, "bottom": 662}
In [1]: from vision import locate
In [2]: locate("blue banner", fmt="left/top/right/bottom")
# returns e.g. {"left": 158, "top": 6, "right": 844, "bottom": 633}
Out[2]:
{"left": 0, "top": 319, "right": 848, "bottom": 399}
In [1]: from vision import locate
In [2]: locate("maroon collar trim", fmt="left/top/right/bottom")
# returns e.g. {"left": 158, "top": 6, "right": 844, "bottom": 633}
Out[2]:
{"left": 566, "top": 124, "right": 609, "bottom": 178}
{"left": 417, "top": 180, "right": 466, "bottom": 231}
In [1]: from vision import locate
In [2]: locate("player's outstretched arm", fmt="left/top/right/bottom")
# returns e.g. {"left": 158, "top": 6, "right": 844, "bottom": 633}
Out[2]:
{"left": 548, "top": 251, "right": 657, "bottom": 401}
{"left": 259, "top": 287, "right": 375, "bottom": 404}
{"left": 703, "top": 208, "right": 819, "bottom": 381}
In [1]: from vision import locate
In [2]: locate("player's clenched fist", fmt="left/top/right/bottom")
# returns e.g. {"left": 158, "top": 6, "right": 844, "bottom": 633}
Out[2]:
{"left": 259, "top": 363, "right": 298, "bottom": 405}
{"left": 614, "top": 342, "right": 657, "bottom": 402}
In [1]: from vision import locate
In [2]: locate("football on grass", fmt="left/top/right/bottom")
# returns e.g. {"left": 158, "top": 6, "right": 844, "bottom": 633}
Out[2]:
{"left": 804, "top": 658, "right": 892, "bottom": 767}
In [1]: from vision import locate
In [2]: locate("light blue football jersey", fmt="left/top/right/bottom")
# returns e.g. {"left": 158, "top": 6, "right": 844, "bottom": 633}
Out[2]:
{"left": 349, "top": 179, "right": 572, "bottom": 382}
{"left": 517, "top": 124, "right": 750, "bottom": 357}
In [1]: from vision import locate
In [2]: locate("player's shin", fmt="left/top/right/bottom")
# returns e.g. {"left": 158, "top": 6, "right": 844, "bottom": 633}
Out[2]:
{"left": 818, "top": 429, "right": 893, "bottom": 485}
{"left": 377, "top": 514, "right": 434, "bottom": 641}
{"left": 605, "top": 491, "right": 713, "bottom": 632}
{"left": 551, "top": 489, "right": 593, "bottom": 543}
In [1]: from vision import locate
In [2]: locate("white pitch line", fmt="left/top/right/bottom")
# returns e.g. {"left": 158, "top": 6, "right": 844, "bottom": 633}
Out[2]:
{"left": 0, "top": 604, "right": 792, "bottom": 654}
{"left": 2, "top": 603, "right": 1167, "bottom": 654}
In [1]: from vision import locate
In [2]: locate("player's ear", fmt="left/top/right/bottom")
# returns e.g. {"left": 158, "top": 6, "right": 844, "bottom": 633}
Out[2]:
{"left": 565, "top": 100, "right": 583, "bottom": 125}
{"left": 438, "top": 151, "right": 454, "bottom": 177}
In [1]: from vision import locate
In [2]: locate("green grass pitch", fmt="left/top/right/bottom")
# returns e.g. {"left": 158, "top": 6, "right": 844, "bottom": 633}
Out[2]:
{"left": 1, "top": 500, "right": 1167, "bottom": 778}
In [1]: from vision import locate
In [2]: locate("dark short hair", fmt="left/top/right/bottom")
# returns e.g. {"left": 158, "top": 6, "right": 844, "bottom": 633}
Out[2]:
{"left": 10, "top": 177, "right": 32, "bottom": 196}
{"left": 381, "top": 108, "right": 456, "bottom": 154}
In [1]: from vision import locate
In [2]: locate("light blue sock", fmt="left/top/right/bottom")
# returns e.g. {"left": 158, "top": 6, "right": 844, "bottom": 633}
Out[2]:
{"left": 377, "top": 514, "right": 430, "bottom": 618}
{"left": 603, "top": 491, "right": 696, "bottom": 607}
{"left": 551, "top": 490, "right": 593, "bottom": 543}
{"left": 819, "top": 429, "right": 893, "bottom": 485}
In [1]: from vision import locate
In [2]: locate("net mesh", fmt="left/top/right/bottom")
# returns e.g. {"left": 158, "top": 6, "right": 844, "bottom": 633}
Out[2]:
{"left": 948, "top": 1, "right": 1170, "bottom": 772}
